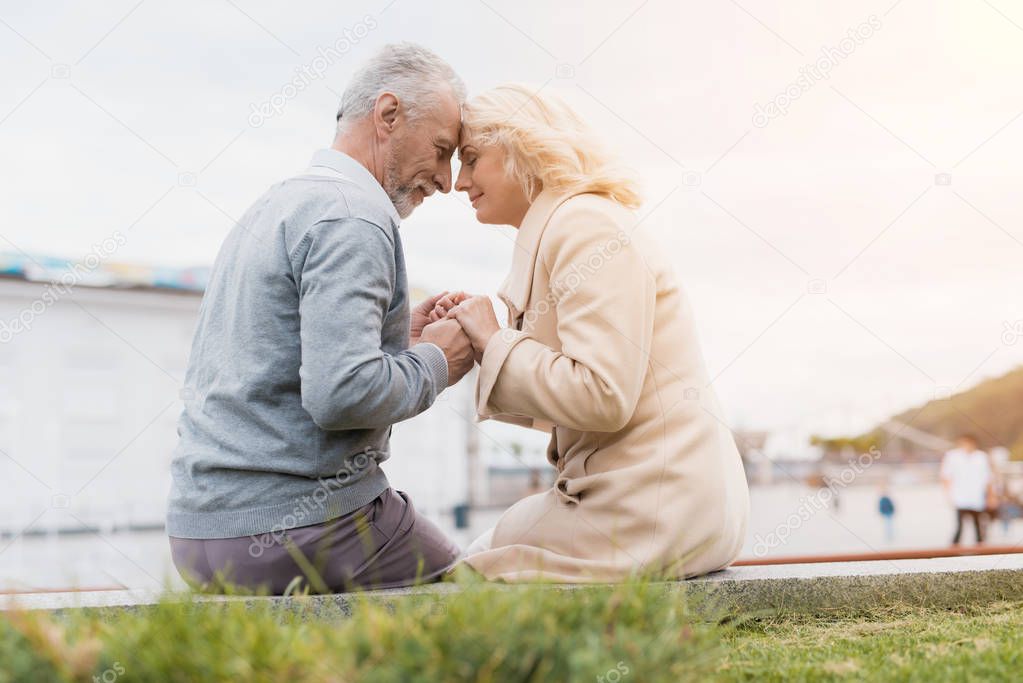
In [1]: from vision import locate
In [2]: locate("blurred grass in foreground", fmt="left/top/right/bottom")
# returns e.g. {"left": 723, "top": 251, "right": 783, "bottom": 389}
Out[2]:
{"left": 0, "top": 577, "right": 720, "bottom": 683}
{"left": 5, "top": 580, "right": 1023, "bottom": 682}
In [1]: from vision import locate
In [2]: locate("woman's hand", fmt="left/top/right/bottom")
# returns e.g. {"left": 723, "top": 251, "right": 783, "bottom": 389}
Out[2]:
{"left": 449, "top": 295, "right": 501, "bottom": 362}
{"left": 428, "top": 291, "right": 470, "bottom": 323}
{"left": 412, "top": 291, "right": 476, "bottom": 344}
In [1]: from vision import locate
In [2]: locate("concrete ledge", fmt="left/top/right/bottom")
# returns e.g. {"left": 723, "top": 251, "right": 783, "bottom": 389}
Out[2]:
{"left": 6, "top": 554, "right": 1023, "bottom": 617}
{"left": 688, "top": 553, "right": 1023, "bottom": 614}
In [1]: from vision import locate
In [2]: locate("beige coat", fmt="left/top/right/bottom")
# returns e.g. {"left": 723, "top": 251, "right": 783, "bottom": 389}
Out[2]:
{"left": 460, "top": 190, "right": 750, "bottom": 582}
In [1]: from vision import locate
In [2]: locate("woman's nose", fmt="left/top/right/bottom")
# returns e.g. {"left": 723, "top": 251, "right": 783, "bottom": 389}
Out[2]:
{"left": 454, "top": 168, "right": 470, "bottom": 193}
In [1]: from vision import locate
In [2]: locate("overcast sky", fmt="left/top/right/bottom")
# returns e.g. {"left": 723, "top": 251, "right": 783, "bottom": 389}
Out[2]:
{"left": 2, "top": 0, "right": 1022, "bottom": 437}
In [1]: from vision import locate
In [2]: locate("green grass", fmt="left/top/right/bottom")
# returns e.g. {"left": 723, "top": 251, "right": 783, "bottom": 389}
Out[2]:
{"left": 5, "top": 583, "right": 1023, "bottom": 682}
{"left": 716, "top": 601, "right": 1023, "bottom": 682}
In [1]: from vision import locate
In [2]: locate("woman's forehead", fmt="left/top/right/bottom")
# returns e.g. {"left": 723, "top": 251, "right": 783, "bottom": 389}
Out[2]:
{"left": 458, "top": 125, "right": 477, "bottom": 147}
{"left": 457, "top": 127, "right": 483, "bottom": 158}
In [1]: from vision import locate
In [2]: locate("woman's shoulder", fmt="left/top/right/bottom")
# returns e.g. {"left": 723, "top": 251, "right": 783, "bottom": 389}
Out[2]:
{"left": 551, "top": 192, "right": 631, "bottom": 219}
{"left": 542, "top": 192, "right": 633, "bottom": 246}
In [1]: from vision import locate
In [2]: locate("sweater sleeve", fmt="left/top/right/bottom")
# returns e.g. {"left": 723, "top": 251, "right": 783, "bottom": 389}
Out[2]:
{"left": 476, "top": 202, "right": 655, "bottom": 432}
{"left": 293, "top": 217, "right": 448, "bottom": 430}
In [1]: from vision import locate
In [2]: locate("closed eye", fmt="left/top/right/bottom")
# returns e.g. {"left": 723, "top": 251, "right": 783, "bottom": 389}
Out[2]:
{"left": 436, "top": 140, "right": 455, "bottom": 160}
{"left": 458, "top": 146, "right": 478, "bottom": 166}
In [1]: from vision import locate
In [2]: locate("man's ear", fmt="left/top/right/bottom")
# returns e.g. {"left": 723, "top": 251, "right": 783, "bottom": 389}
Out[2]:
{"left": 373, "top": 92, "right": 400, "bottom": 138}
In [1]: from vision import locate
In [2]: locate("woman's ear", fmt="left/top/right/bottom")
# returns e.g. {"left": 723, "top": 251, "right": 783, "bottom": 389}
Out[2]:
{"left": 526, "top": 175, "right": 542, "bottom": 200}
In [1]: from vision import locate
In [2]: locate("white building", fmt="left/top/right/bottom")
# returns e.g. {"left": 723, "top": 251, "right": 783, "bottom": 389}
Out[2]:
{"left": 0, "top": 264, "right": 550, "bottom": 540}
{"left": 0, "top": 274, "right": 199, "bottom": 535}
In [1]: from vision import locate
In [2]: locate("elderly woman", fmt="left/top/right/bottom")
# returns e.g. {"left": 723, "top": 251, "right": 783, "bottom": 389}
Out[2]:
{"left": 433, "top": 85, "right": 750, "bottom": 582}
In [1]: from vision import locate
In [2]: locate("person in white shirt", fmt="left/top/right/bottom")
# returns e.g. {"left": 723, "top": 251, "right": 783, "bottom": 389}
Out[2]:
{"left": 940, "top": 434, "right": 992, "bottom": 545}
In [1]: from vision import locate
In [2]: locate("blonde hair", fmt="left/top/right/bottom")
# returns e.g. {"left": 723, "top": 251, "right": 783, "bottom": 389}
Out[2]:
{"left": 461, "top": 84, "right": 642, "bottom": 209}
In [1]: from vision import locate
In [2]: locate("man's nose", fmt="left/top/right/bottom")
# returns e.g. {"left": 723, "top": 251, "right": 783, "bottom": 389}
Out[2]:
{"left": 434, "top": 164, "right": 452, "bottom": 194}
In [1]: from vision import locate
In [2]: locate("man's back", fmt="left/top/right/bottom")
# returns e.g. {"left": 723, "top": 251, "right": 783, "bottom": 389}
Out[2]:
{"left": 166, "top": 151, "right": 449, "bottom": 540}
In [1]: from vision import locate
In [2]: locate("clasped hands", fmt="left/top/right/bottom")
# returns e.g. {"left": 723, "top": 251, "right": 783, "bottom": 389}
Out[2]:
{"left": 411, "top": 291, "right": 502, "bottom": 386}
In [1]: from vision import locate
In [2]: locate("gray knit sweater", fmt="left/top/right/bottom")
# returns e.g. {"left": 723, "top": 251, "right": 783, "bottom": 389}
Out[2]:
{"left": 166, "top": 149, "right": 448, "bottom": 539}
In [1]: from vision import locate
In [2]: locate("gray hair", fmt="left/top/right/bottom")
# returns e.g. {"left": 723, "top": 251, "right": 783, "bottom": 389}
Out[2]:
{"left": 336, "top": 43, "right": 465, "bottom": 132}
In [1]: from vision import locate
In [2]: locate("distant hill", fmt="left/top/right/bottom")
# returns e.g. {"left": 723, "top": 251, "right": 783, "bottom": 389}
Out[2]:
{"left": 814, "top": 365, "right": 1023, "bottom": 459}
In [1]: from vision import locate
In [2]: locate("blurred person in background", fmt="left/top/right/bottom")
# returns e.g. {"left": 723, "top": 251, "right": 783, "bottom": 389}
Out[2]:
{"left": 941, "top": 434, "right": 992, "bottom": 545}
{"left": 878, "top": 484, "right": 896, "bottom": 543}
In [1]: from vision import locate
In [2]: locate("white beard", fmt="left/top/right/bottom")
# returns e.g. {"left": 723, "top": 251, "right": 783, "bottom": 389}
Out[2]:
{"left": 383, "top": 151, "right": 427, "bottom": 219}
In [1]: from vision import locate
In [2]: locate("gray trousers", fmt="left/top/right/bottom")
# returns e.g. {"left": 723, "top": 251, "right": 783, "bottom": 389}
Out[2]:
{"left": 169, "top": 488, "right": 461, "bottom": 594}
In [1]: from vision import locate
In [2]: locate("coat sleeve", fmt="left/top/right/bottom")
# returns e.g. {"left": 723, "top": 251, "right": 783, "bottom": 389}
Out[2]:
{"left": 477, "top": 200, "right": 655, "bottom": 432}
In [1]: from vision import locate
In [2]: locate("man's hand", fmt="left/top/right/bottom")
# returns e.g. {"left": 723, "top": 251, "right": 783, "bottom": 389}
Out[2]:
{"left": 419, "top": 318, "right": 475, "bottom": 386}
{"left": 411, "top": 291, "right": 450, "bottom": 346}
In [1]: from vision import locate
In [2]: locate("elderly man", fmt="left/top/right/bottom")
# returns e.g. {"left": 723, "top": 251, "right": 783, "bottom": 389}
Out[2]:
{"left": 167, "top": 43, "right": 473, "bottom": 594}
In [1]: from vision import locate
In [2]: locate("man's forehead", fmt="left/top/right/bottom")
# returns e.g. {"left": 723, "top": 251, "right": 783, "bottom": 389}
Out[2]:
{"left": 428, "top": 126, "right": 455, "bottom": 155}
{"left": 442, "top": 99, "right": 462, "bottom": 136}
{"left": 422, "top": 92, "right": 460, "bottom": 143}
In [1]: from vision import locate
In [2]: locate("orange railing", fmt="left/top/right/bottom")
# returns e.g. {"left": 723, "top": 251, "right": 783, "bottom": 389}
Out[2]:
{"left": 734, "top": 545, "right": 1023, "bottom": 566}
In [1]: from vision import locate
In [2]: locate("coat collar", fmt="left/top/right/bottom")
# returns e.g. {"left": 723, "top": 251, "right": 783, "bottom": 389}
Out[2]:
{"left": 498, "top": 189, "right": 578, "bottom": 322}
